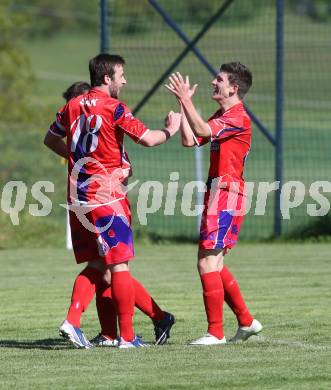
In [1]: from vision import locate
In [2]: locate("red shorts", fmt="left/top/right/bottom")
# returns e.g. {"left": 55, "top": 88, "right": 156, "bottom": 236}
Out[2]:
{"left": 69, "top": 197, "right": 134, "bottom": 265}
{"left": 199, "top": 189, "right": 245, "bottom": 252}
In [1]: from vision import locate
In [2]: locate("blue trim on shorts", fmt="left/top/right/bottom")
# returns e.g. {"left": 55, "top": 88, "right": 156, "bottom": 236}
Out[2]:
{"left": 215, "top": 211, "right": 233, "bottom": 249}
{"left": 96, "top": 215, "right": 133, "bottom": 254}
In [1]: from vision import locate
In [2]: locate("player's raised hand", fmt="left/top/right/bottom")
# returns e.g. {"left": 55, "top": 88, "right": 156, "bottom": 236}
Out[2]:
{"left": 185, "top": 75, "right": 198, "bottom": 98}
{"left": 165, "top": 111, "right": 181, "bottom": 136}
{"left": 165, "top": 72, "right": 198, "bottom": 101}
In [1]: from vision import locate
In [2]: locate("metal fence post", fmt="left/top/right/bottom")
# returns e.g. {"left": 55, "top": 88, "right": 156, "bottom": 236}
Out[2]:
{"left": 194, "top": 146, "right": 203, "bottom": 234}
{"left": 100, "top": 0, "right": 109, "bottom": 53}
{"left": 275, "top": 0, "right": 284, "bottom": 237}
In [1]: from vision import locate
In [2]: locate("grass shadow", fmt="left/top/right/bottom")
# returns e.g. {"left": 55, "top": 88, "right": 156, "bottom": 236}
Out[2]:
{"left": 0, "top": 338, "right": 75, "bottom": 350}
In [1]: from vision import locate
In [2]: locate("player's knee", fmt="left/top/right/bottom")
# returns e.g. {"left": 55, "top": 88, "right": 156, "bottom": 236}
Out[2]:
{"left": 109, "top": 261, "right": 129, "bottom": 273}
{"left": 197, "top": 258, "right": 206, "bottom": 274}
{"left": 197, "top": 257, "right": 214, "bottom": 275}
{"left": 103, "top": 269, "right": 112, "bottom": 285}
{"left": 197, "top": 249, "right": 224, "bottom": 275}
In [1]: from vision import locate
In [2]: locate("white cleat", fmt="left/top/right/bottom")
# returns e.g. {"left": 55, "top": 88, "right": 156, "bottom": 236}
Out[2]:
{"left": 229, "top": 319, "right": 263, "bottom": 343}
{"left": 189, "top": 333, "right": 227, "bottom": 346}
{"left": 118, "top": 335, "right": 149, "bottom": 349}
{"left": 59, "top": 320, "right": 93, "bottom": 349}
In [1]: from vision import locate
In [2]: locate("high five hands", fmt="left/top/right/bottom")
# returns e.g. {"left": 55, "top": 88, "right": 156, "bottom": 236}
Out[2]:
{"left": 165, "top": 111, "right": 182, "bottom": 136}
{"left": 165, "top": 72, "right": 198, "bottom": 101}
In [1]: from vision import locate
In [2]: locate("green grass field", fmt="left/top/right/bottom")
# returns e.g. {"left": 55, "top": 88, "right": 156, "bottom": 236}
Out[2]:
{"left": 1, "top": 242, "right": 330, "bottom": 389}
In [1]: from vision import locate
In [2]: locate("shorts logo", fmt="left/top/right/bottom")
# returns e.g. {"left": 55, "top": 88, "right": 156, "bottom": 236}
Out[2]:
{"left": 231, "top": 224, "right": 238, "bottom": 234}
{"left": 114, "top": 104, "right": 125, "bottom": 121}
{"left": 199, "top": 231, "right": 216, "bottom": 241}
{"left": 97, "top": 235, "right": 110, "bottom": 256}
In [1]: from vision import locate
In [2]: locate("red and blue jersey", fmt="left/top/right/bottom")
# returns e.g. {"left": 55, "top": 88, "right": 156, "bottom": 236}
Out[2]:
{"left": 49, "top": 88, "right": 149, "bottom": 204}
{"left": 195, "top": 101, "right": 251, "bottom": 194}
{"left": 196, "top": 101, "right": 251, "bottom": 251}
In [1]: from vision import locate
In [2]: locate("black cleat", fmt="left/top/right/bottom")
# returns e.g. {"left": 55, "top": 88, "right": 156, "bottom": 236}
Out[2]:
{"left": 154, "top": 312, "right": 176, "bottom": 345}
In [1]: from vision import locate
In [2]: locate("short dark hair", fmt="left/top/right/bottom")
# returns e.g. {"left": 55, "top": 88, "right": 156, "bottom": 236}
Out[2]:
{"left": 220, "top": 62, "right": 252, "bottom": 99}
{"left": 62, "top": 81, "right": 90, "bottom": 102}
{"left": 89, "top": 53, "right": 125, "bottom": 87}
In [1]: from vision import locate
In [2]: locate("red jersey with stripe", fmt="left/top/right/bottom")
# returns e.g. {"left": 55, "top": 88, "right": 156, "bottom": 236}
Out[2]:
{"left": 49, "top": 88, "right": 149, "bottom": 204}
{"left": 196, "top": 101, "right": 251, "bottom": 194}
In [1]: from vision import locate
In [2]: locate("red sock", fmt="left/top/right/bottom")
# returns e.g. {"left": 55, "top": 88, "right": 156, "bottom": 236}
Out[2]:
{"left": 200, "top": 271, "right": 224, "bottom": 339}
{"left": 220, "top": 266, "right": 253, "bottom": 327}
{"left": 66, "top": 267, "right": 102, "bottom": 327}
{"left": 132, "top": 278, "right": 165, "bottom": 322}
{"left": 111, "top": 271, "right": 134, "bottom": 341}
{"left": 95, "top": 284, "right": 118, "bottom": 340}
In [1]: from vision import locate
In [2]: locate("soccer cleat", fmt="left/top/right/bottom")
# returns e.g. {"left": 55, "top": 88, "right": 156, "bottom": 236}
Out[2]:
{"left": 90, "top": 333, "right": 119, "bottom": 347}
{"left": 153, "top": 312, "right": 176, "bottom": 345}
{"left": 189, "top": 333, "right": 227, "bottom": 346}
{"left": 59, "top": 320, "right": 93, "bottom": 349}
{"left": 118, "top": 335, "right": 149, "bottom": 349}
{"left": 229, "top": 319, "right": 263, "bottom": 343}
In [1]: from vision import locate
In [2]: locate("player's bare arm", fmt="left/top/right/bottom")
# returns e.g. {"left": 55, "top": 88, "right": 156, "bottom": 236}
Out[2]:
{"left": 179, "top": 105, "right": 195, "bottom": 147}
{"left": 165, "top": 72, "right": 211, "bottom": 138}
{"left": 139, "top": 111, "right": 181, "bottom": 147}
{"left": 44, "top": 131, "right": 68, "bottom": 159}
{"left": 172, "top": 75, "right": 198, "bottom": 147}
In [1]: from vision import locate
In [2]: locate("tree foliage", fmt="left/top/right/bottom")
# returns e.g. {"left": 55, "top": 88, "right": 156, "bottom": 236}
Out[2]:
{"left": 288, "top": 0, "right": 331, "bottom": 22}
{"left": 7, "top": 0, "right": 331, "bottom": 39}
{"left": 0, "top": 1, "right": 36, "bottom": 123}
{"left": 10, "top": 0, "right": 97, "bottom": 37}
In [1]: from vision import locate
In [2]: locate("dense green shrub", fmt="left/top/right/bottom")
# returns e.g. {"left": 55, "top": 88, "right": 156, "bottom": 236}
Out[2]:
{"left": 0, "top": 0, "right": 36, "bottom": 123}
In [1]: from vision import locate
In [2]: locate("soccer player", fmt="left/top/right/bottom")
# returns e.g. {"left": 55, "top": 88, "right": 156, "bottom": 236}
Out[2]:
{"left": 44, "top": 54, "right": 179, "bottom": 348}
{"left": 166, "top": 63, "right": 263, "bottom": 345}
{"left": 62, "top": 81, "right": 91, "bottom": 102}
{"left": 53, "top": 80, "right": 173, "bottom": 348}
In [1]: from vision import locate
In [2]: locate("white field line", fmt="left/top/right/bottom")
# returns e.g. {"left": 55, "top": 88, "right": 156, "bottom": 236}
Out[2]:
{"left": 249, "top": 335, "right": 330, "bottom": 351}
{"left": 245, "top": 320, "right": 331, "bottom": 351}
